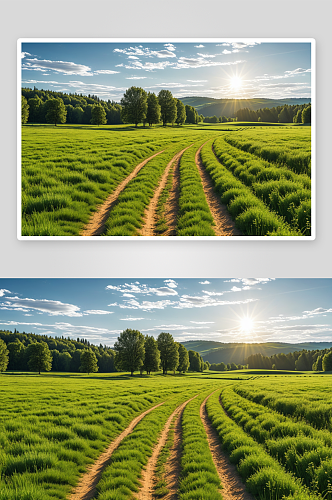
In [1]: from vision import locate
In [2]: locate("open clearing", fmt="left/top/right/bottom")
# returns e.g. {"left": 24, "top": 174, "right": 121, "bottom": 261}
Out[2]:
{"left": 0, "top": 371, "right": 329, "bottom": 499}
{"left": 21, "top": 123, "right": 311, "bottom": 237}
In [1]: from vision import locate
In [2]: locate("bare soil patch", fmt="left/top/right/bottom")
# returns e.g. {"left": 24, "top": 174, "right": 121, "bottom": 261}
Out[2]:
{"left": 200, "top": 393, "right": 254, "bottom": 500}
{"left": 140, "top": 146, "right": 192, "bottom": 236}
{"left": 81, "top": 150, "right": 164, "bottom": 236}
{"left": 161, "top": 152, "right": 181, "bottom": 237}
{"left": 137, "top": 395, "right": 197, "bottom": 500}
{"left": 69, "top": 401, "right": 165, "bottom": 500}
{"left": 195, "top": 143, "right": 242, "bottom": 236}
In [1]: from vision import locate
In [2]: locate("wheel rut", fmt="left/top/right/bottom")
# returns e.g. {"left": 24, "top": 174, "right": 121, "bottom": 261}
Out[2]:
{"left": 136, "top": 395, "right": 197, "bottom": 500}
{"left": 81, "top": 150, "right": 164, "bottom": 236}
{"left": 200, "top": 392, "right": 254, "bottom": 500}
{"left": 140, "top": 145, "right": 192, "bottom": 236}
{"left": 69, "top": 401, "right": 165, "bottom": 500}
{"left": 195, "top": 142, "right": 242, "bottom": 236}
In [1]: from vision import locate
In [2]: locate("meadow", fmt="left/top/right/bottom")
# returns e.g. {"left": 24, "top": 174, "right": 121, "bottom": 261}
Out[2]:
{"left": 1, "top": 371, "right": 331, "bottom": 500}
{"left": 21, "top": 123, "right": 312, "bottom": 237}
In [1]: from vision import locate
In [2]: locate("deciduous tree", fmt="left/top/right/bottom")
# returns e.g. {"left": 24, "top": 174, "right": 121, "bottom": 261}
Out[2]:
{"left": 146, "top": 92, "right": 161, "bottom": 126}
{"left": 177, "top": 343, "right": 189, "bottom": 373}
{"left": 175, "top": 99, "right": 186, "bottom": 126}
{"left": 157, "top": 332, "right": 179, "bottom": 374}
{"left": 21, "top": 96, "right": 29, "bottom": 124}
{"left": 302, "top": 105, "right": 311, "bottom": 124}
{"left": 158, "top": 90, "right": 177, "bottom": 126}
{"left": 27, "top": 341, "right": 52, "bottom": 374}
{"left": 143, "top": 335, "right": 160, "bottom": 374}
{"left": 0, "top": 339, "right": 9, "bottom": 372}
{"left": 121, "top": 87, "right": 148, "bottom": 127}
{"left": 45, "top": 98, "right": 67, "bottom": 126}
{"left": 91, "top": 104, "right": 107, "bottom": 126}
{"left": 80, "top": 349, "right": 98, "bottom": 374}
{"left": 114, "top": 329, "right": 145, "bottom": 376}
{"left": 322, "top": 351, "right": 332, "bottom": 371}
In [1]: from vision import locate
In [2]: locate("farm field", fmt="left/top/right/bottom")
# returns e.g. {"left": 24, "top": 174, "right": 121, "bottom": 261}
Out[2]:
{"left": 21, "top": 123, "right": 312, "bottom": 237}
{"left": 0, "top": 371, "right": 330, "bottom": 500}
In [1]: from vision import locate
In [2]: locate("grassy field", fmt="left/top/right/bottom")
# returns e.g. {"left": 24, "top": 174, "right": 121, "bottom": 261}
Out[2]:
{"left": 1, "top": 371, "right": 330, "bottom": 499}
{"left": 21, "top": 123, "right": 312, "bottom": 237}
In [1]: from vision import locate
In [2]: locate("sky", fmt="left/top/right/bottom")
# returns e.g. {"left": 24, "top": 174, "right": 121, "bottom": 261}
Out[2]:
{"left": 0, "top": 278, "right": 330, "bottom": 346}
{"left": 21, "top": 40, "right": 312, "bottom": 101}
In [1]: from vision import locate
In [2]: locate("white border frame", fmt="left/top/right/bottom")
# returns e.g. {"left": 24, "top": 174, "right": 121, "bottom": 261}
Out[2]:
{"left": 17, "top": 38, "right": 316, "bottom": 241}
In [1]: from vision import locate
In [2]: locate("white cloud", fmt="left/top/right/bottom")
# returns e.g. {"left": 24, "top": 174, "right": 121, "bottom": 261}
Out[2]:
{"left": 164, "top": 43, "right": 176, "bottom": 52}
{"left": 0, "top": 289, "right": 11, "bottom": 297}
{"left": 173, "top": 57, "right": 245, "bottom": 69}
{"left": 120, "top": 317, "right": 145, "bottom": 321}
{"left": 83, "top": 310, "right": 114, "bottom": 315}
{"left": 199, "top": 281, "right": 210, "bottom": 285}
{"left": 174, "top": 296, "right": 257, "bottom": 309}
{"left": 188, "top": 80, "right": 208, "bottom": 83}
{"left": 114, "top": 46, "right": 176, "bottom": 59}
{"left": 21, "top": 52, "right": 32, "bottom": 59}
{"left": 126, "top": 76, "right": 147, "bottom": 80}
{"left": 194, "top": 44, "right": 205, "bottom": 48}
{"left": 197, "top": 53, "right": 216, "bottom": 59}
{"left": 94, "top": 70, "right": 120, "bottom": 74}
{"left": 164, "top": 279, "right": 178, "bottom": 289}
{"left": 106, "top": 282, "right": 178, "bottom": 296}
{"left": 22, "top": 58, "right": 94, "bottom": 76}
{"left": 190, "top": 321, "right": 215, "bottom": 324}
{"left": 1, "top": 296, "right": 82, "bottom": 317}
{"left": 109, "top": 299, "right": 176, "bottom": 311}
{"left": 142, "top": 324, "right": 208, "bottom": 332}
{"left": 222, "top": 49, "right": 232, "bottom": 54}
{"left": 117, "top": 60, "right": 173, "bottom": 71}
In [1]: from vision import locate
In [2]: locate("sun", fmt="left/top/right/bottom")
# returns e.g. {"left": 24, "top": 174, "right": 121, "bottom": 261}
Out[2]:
{"left": 230, "top": 76, "right": 242, "bottom": 89}
{"left": 239, "top": 317, "right": 254, "bottom": 334}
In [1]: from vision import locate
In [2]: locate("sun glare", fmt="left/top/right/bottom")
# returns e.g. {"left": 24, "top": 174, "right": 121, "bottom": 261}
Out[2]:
{"left": 240, "top": 317, "right": 254, "bottom": 334}
{"left": 230, "top": 76, "right": 242, "bottom": 89}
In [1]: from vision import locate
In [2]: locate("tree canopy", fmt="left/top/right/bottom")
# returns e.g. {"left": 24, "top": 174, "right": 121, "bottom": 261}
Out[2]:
{"left": 91, "top": 104, "right": 107, "bottom": 126}
{"left": 0, "top": 339, "right": 9, "bottom": 372}
{"left": 114, "top": 329, "right": 145, "bottom": 375}
{"left": 146, "top": 92, "right": 161, "bottom": 126}
{"left": 157, "top": 332, "right": 179, "bottom": 374}
{"left": 80, "top": 349, "right": 99, "bottom": 374}
{"left": 143, "top": 335, "right": 160, "bottom": 374}
{"left": 121, "top": 87, "right": 148, "bottom": 127}
{"left": 21, "top": 96, "right": 29, "bottom": 124}
{"left": 45, "top": 98, "right": 67, "bottom": 126}
{"left": 158, "top": 90, "right": 177, "bottom": 126}
{"left": 27, "top": 341, "right": 52, "bottom": 374}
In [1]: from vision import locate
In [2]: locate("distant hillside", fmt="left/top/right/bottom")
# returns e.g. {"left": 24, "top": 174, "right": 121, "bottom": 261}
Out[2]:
{"left": 178, "top": 97, "right": 311, "bottom": 118}
{"left": 180, "top": 341, "right": 332, "bottom": 364}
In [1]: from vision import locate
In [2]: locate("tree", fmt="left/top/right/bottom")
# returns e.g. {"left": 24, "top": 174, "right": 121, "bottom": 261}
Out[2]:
{"left": 0, "top": 339, "right": 9, "bottom": 372}
{"left": 27, "top": 341, "right": 52, "bottom": 374}
{"left": 143, "top": 335, "right": 160, "bottom": 374}
{"left": 27, "top": 96, "right": 42, "bottom": 123}
{"left": 302, "top": 105, "right": 311, "bottom": 124}
{"left": 175, "top": 99, "right": 186, "bottom": 126}
{"left": 80, "top": 349, "right": 98, "bottom": 374}
{"left": 188, "top": 350, "right": 203, "bottom": 372}
{"left": 313, "top": 355, "right": 323, "bottom": 371}
{"left": 146, "top": 92, "right": 161, "bottom": 126}
{"left": 295, "top": 351, "right": 311, "bottom": 371}
{"left": 157, "top": 332, "right": 179, "bottom": 374}
{"left": 322, "top": 351, "right": 332, "bottom": 371}
{"left": 121, "top": 87, "right": 148, "bottom": 127}
{"left": 21, "top": 96, "right": 29, "bottom": 124}
{"left": 114, "top": 329, "right": 145, "bottom": 376}
{"left": 293, "top": 109, "right": 303, "bottom": 123}
{"left": 45, "top": 98, "right": 67, "bottom": 126}
{"left": 91, "top": 104, "right": 107, "bottom": 126}
{"left": 185, "top": 105, "right": 198, "bottom": 124}
{"left": 7, "top": 339, "right": 25, "bottom": 370}
{"left": 158, "top": 90, "right": 177, "bottom": 126}
{"left": 177, "top": 343, "right": 190, "bottom": 373}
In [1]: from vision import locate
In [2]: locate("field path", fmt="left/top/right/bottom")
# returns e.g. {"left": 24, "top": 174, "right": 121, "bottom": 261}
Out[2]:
{"left": 140, "top": 145, "right": 193, "bottom": 236}
{"left": 81, "top": 150, "right": 164, "bottom": 236}
{"left": 196, "top": 142, "right": 242, "bottom": 236}
{"left": 69, "top": 401, "right": 165, "bottom": 500}
{"left": 136, "top": 395, "right": 197, "bottom": 500}
{"left": 162, "top": 151, "right": 181, "bottom": 236}
{"left": 200, "top": 392, "right": 254, "bottom": 500}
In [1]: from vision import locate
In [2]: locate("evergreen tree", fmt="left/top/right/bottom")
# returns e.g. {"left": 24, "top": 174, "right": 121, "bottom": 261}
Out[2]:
{"left": 146, "top": 92, "right": 161, "bottom": 126}
{"left": 91, "top": 104, "right": 107, "bottom": 126}
{"left": 158, "top": 90, "right": 177, "bottom": 126}
{"left": 177, "top": 343, "right": 190, "bottom": 373}
{"left": 0, "top": 339, "right": 9, "bottom": 372}
{"left": 313, "top": 355, "right": 323, "bottom": 371}
{"left": 121, "top": 87, "right": 148, "bottom": 127}
{"left": 157, "top": 332, "right": 179, "bottom": 374}
{"left": 175, "top": 99, "right": 186, "bottom": 126}
{"left": 27, "top": 341, "right": 52, "bottom": 374}
{"left": 143, "top": 335, "right": 160, "bottom": 374}
{"left": 21, "top": 96, "right": 29, "bottom": 124}
{"left": 45, "top": 98, "right": 67, "bottom": 126}
{"left": 114, "top": 329, "right": 145, "bottom": 376}
{"left": 80, "top": 349, "right": 98, "bottom": 374}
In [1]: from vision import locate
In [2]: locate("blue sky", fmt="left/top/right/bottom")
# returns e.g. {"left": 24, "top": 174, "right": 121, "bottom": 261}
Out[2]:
{"left": 21, "top": 40, "right": 312, "bottom": 101}
{"left": 0, "top": 278, "right": 330, "bottom": 346}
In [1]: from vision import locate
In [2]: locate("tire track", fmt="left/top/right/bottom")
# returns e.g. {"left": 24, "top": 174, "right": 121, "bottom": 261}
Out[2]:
{"left": 195, "top": 142, "right": 242, "bottom": 236}
{"left": 136, "top": 395, "right": 197, "bottom": 500}
{"left": 81, "top": 150, "right": 164, "bottom": 236}
{"left": 140, "top": 145, "right": 193, "bottom": 236}
{"left": 200, "top": 392, "right": 254, "bottom": 500}
{"left": 69, "top": 401, "right": 165, "bottom": 500}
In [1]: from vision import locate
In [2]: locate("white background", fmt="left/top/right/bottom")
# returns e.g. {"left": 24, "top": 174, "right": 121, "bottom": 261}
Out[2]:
{"left": 1, "top": 0, "right": 331, "bottom": 278}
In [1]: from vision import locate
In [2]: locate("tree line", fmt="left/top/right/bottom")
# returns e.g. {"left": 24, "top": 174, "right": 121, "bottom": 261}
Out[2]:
{"left": 21, "top": 87, "right": 204, "bottom": 127}
{"left": 235, "top": 103, "right": 311, "bottom": 124}
{"left": 246, "top": 347, "right": 332, "bottom": 371}
{"left": 0, "top": 329, "right": 207, "bottom": 376}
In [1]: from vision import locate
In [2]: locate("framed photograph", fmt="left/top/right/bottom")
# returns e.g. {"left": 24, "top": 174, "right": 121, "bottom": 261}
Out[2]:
{"left": 18, "top": 38, "right": 315, "bottom": 240}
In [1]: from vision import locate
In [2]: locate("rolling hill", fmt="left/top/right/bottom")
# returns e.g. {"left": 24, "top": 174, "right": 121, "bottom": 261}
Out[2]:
{"left": 180, "top": 341, "right": 332, "bottom": 365}
{"left": 178, "top": 97, "right": 311, "bottom": 118}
